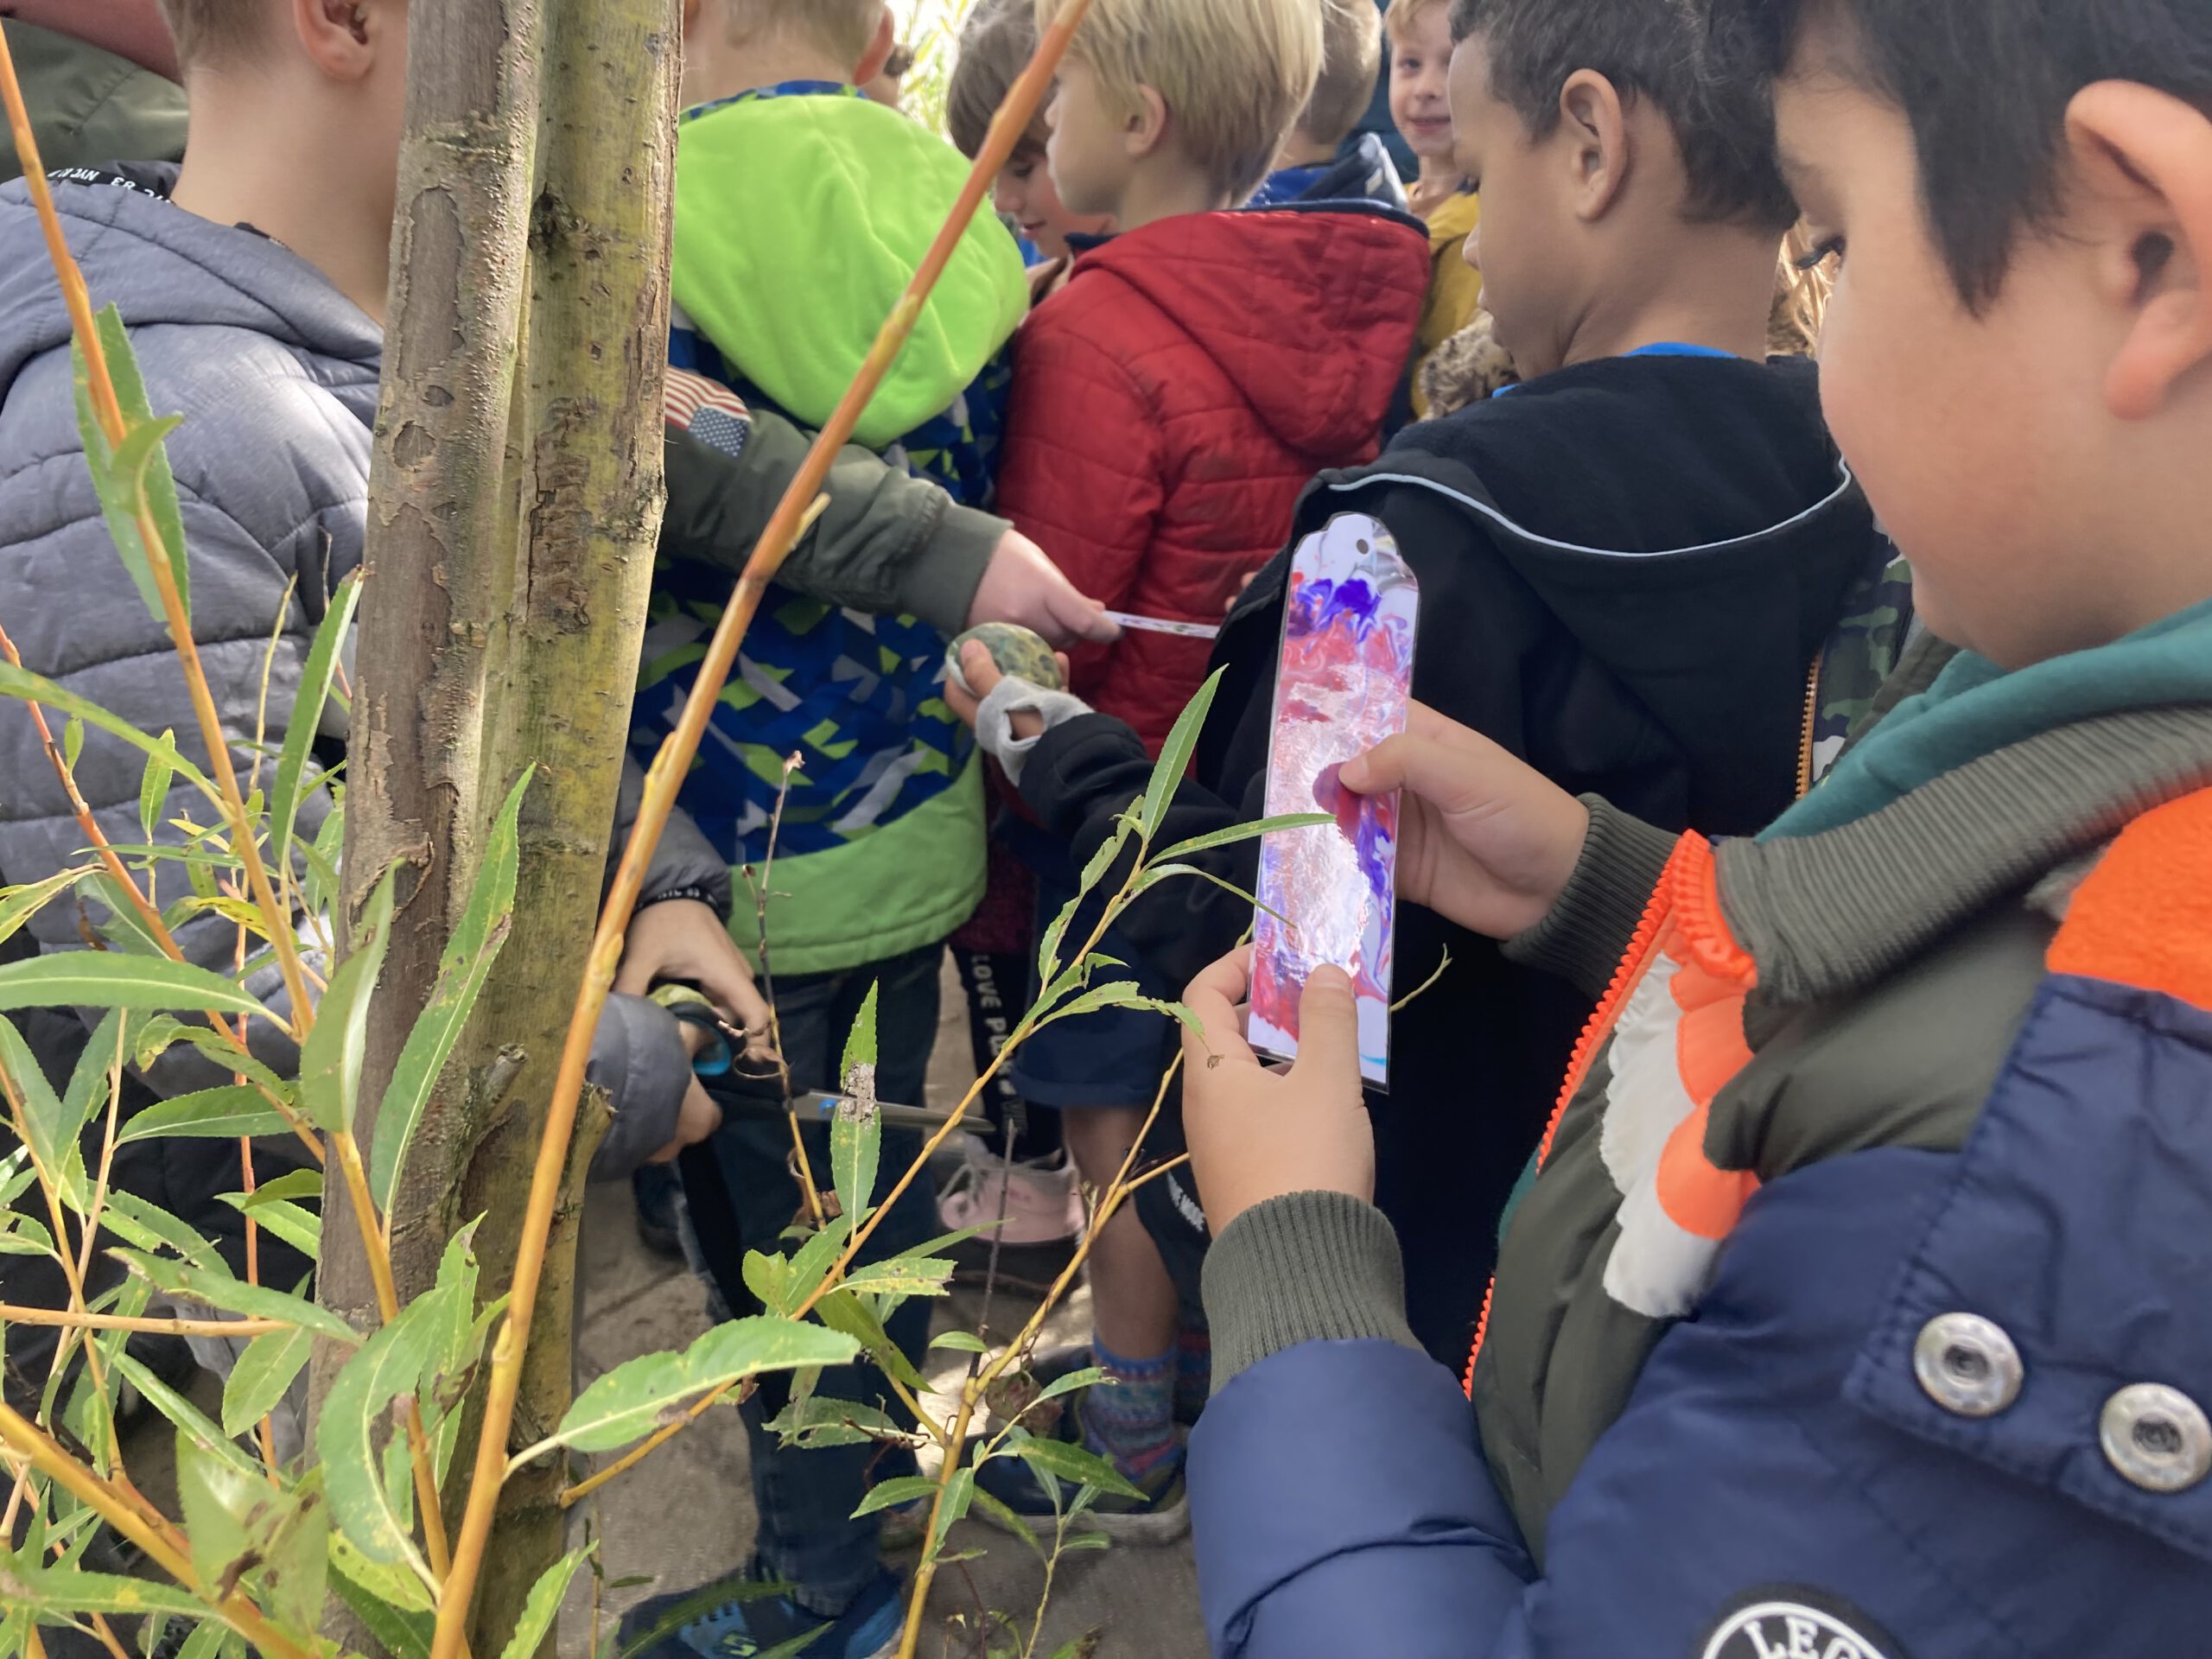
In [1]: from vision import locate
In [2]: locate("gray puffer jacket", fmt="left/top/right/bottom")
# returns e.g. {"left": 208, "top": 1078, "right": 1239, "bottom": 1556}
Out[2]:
{"left": 0, "top": 164, "right": 721, "bottom": 1179}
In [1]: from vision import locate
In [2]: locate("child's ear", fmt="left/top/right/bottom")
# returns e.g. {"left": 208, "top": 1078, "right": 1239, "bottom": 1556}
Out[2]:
{"left": 2068, "top": 80, "right": 2212, "bottom": 422}
{"left": 680, "top": 0, "right": 702, "bottom": 40}
{"left": 1556, "top": 69, "right": 1630, "bottom": 223}
{"left": 1125, "top": 85, "right": 1172, "bottom": 162}
{"left": 292, "top": 0, "right": 376, "bottom": 79}
{"left": 855, "top": 4, "right": 898, "bottom": 87}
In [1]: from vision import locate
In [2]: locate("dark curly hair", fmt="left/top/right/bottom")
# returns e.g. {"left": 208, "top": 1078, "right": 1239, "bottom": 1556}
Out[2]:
{"left": 1449, "top": 0, "right": 1797, "bottom": 233}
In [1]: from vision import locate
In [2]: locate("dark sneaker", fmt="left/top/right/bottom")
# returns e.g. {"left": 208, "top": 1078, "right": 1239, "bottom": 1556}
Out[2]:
{"left": 969, "top": 1402, "right": 1189, "bottom": 1545}
{"left": 617, "top": 1567, "right": 904, "bottom": 1659}
{"left": 632, "top": 1164, "right": 686, "bottom": 1261}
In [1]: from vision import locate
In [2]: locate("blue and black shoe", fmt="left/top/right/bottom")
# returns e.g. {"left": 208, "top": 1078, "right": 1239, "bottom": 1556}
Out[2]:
{"left": 617, "top": 1566, "right": 905, "bottom": 1659}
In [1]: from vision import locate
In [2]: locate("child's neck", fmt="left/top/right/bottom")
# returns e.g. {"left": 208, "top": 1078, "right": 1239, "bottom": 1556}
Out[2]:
{"left": 1274, "top": 130, "right": 1336, "bottom": 171}
{"left": 169, "top": 72, "right": 391, "bottom": 324}
{"left": 683, "top": 35, "right": 853, "bottom": 110}
{"left": 1408, "top": 156, "right": 1465, "bottom": 214}
{"left": 1558, "top": 230, "right": 1777, "bottom": 372}
{"left": 1109, "top": 159, "right": 1231, "bottom": 236}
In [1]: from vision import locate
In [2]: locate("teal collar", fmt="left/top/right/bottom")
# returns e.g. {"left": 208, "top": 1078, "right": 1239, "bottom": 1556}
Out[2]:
{"left": 1767, "top": 595, "right": 2212, "bottom": 840}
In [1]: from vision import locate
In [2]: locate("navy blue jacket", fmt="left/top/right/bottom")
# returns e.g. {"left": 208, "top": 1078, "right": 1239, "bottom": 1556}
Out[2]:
{"left": 1191, "top": 791, "right": 2212, "bottom": 1657}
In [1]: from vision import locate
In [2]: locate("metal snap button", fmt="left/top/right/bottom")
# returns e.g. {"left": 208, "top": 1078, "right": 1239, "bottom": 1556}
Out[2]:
{"left": 1913, "top": 1313, "right": 2023, "bottom": 1418}
{"left": 2101, "top": 1384, "right": 2212, "bottom": 1493}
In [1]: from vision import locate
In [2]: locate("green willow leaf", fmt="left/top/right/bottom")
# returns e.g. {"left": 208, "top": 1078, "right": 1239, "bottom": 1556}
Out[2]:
{"left": 930, "top": 1467, "right": 976, "bottom": 1553}
{"left": 831, "top": 981, "right": 880, "bottom": 1231}
{"left": 222, "top": 1322, "right": 315, "bottom": 1439}
{"left": 117, "top": 1250, "right": 356, "bottom": 1342}
{"left": 113, "top": 1351, "right": 263, "bottom": 1483}
{"left": 330, "top": 1537, "right": 434, "bottom": 1659}
{"left": 498, "top": 1548, "right": 593, "bottom": 1659}
{"left": 269, "top": 570, "right": 361, "bottom": 877}
{"left": 215, "top": 1192, "right": 319, "bottom": 1262}
{"left": 1138, "top": 670, "right": 1222, "bottom": 841}
{"left": 370, "top": 770, "right": 528, "bottom": 1211}
{"left": 1009, "top": 1432, "right": 1145, "bottom": 1502}
{"left": 811, "top": 1289, "right": 925, "bottom": 1393}
{"left": 315, "top": 1282, "right": 453, "bottom": 1570}
{"left": 133, "top": 1016, "right": 289, "bottom": 1097}
{"left": 0, "top": 866, "right": 97, "bottom": 949}
{"left": 0, "top": 952, "right": 266, "bottom": 1019}
{"left": 99, "top": 1189, "right": 226, "bottom": 1273}
{"left": 297, "top": 862, "right": 397, "bottom": 1135}
{"left": 1150, "top": 811, "right": 1333, "bottom": 864}
{"left": 0, "top": 1014, "right": 69, "bottom": 1175}
{"left": 840, "top": 1256, "right": 956, "bottom": 1299}
{"left": 850, "top": 1474, "right": 939, "bottom": 1518}
{"left": 543, "top": 1318, "right": 859, "bottom": 1459}
{"left": 73, "top": 307, "right": 191, "bottom": 621}
{"left": 115, "top": 1084, "right": 291, "bottom": 1146}
{"left": 140, "top": 728, "right": 180, "bottom": 843}
{"left": 0, "top": 664, "right": 218, "bottom": 802}
{"left": 0, "top": 1559, "right": 207, "bottom": 1621}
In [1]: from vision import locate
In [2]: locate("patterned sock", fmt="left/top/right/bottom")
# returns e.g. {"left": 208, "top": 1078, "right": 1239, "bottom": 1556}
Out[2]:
{"left": 1078, "top": 1339, "right": 1180, "bottom": 1487}
{"left": 1174, "top": 1326, "right": 1212, "bottom": 1423}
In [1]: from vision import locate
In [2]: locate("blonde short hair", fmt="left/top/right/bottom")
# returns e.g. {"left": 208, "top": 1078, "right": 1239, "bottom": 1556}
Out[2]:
{"left": 156, "top": 0, "right": 266, "bottom": 68}
{"left": 1036, "top": 0, "right": 1324, "bottom": 201}
{"left": 721, "top": 0, "right": 887, "bottom": 67}
{"left": 1304, "top": 0, "right": 1383, "bottom": 149}
{"left": 1382, "top": 0, "right": 1452, "bottom": 47}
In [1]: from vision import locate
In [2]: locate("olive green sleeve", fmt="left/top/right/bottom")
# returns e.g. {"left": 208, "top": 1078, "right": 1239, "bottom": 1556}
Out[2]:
{"left": 660, "top": 413, "right": 1002, "bottom": 637}
{"left": 1501, "top": 795, "right": 1679, "bottom": 1000}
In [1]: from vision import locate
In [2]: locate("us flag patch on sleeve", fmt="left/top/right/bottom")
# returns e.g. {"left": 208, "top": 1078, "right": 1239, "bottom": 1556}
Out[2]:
{"left": 1698, "top": 1588, "right": 1905, "bottom": 1659}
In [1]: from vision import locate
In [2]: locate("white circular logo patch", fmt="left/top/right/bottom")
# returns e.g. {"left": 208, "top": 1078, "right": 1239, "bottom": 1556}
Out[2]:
{"left": 1700, "top": 1595, "right": 1897, "bottom": 1659}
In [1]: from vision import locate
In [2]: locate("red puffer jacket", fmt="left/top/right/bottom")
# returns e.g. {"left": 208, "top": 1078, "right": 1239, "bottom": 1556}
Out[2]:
{"left": 997, "top": 204, "right": 1430, "bottom": 753}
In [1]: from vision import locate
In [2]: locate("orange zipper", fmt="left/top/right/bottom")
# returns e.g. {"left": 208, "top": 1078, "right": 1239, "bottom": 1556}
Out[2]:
{"left": 1464, "top": 835, "right": 1693, "bottom": 1395}
{"left": 1796, "top": 654, "right": 1824, "bottom": 799}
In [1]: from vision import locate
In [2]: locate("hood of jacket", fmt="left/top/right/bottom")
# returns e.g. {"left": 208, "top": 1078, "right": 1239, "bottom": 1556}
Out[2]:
{"left": 0, "top": 164, "right": 382, "bottom": 407}
{"left": 1302, "top": 133, "right": 1410, "bottom": 210}
{"left": 1066, "top": 202, "right": 1430, "bottom": 461}
{"left": 0, "top": 22, "right": 188, "bottom": 187}
{"left": 1205, "top": 352, "right": 1884, "bottom": 839}
{"left": 671, "top": 87, "right": 1029, "bottom": 448}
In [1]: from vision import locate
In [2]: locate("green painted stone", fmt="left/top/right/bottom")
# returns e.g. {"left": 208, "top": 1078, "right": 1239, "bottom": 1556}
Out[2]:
{"left": 946, "top": 622, "right": 1065, "bottom": 695}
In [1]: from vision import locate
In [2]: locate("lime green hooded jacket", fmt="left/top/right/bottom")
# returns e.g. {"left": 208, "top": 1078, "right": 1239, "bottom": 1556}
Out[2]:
{"left": 635, "top": 84, "right": 1030, "bottom": 976}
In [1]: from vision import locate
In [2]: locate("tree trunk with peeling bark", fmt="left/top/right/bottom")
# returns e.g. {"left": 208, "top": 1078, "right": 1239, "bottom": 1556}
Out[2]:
{"left": 314, "top": 0, "right": 679, "bottom": 1645}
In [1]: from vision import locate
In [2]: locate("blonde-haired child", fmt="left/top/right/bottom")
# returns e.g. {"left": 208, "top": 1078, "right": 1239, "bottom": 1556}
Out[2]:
{"left": 1250, "top": 0, "right": 1408, "bottom": 209}
{"left": 972, "top": 0, "right": 1430, "bottom": 1539}
{"left": 1388, "top": 0, "right": 1484, "bottom": 415}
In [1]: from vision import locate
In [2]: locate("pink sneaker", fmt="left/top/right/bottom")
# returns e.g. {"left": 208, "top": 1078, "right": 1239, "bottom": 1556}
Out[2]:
{"left": 937, "top": 1144, "right": 1084, "bottom": 1251}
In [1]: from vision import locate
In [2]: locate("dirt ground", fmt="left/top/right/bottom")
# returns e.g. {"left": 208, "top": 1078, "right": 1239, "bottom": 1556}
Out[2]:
{"left": 555, "top": 957, "right": 1210, "bottom": 1658}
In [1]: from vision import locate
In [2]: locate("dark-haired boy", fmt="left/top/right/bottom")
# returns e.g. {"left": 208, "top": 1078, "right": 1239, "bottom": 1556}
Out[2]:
{"left": 951, "top": 0, "right": 1896, "bottom": 1397}
{"left": 1177, "top": 0, "right": 2212, "bottom": 1653}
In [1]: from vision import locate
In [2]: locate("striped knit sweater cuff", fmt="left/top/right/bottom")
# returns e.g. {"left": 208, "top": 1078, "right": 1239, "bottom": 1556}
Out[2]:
{"left": 1201, "top": 1191, "right": 1422, "bottom": 1395}
{"left": 1503, "top": 794, "right": 1681, "bottom": 1000}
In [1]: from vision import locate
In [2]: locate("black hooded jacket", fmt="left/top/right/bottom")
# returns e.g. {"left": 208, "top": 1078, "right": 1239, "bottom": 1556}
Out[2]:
{"left": 1018, "top": 352, "right": 1889, "bottom": 1363}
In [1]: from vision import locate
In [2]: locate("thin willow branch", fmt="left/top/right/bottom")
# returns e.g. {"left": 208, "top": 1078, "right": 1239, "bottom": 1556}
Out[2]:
{"left": 751, "top": 749, "right": 823, "bottom": 1230}
{"left": 0, "top": 1305, "right": 295, "bottom": 1337}
{"left": 0, "top": 1400, "right": 312, "bottom": 1659}
{"left": 894, "top": 1051, "right": 1183, "bottom": 1659}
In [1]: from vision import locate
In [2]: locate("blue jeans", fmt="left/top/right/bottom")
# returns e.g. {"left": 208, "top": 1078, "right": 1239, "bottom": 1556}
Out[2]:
{"left": 677, "top": 943, "right": 942, "bottom": 1615}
